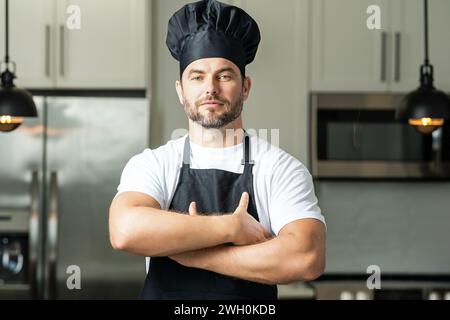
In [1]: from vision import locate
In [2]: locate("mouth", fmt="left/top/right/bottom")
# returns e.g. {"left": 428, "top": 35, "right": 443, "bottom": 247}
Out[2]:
{"left": 200, "top": 100, "right": 224, "bottom": 108}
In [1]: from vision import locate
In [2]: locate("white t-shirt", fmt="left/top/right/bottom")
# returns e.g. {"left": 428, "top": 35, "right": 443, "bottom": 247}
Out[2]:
{"left": 116, "top": 133, "right": 326, "bottom": 236}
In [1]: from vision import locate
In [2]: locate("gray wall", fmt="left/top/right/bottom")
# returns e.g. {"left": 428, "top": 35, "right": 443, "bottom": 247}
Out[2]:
{"left": 316, "top": 180, "right": 450, "bottom": 275}
{"left": 147, "top": 0, "right": 311, "bottom": 165}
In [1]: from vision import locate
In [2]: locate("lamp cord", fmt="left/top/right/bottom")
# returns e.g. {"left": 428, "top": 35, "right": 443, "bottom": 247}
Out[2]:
{"left": 4, "top": 0, "right": 9, "bottom": 64}
{"left": 424, "top": 0, "right": 429, "bottom": 67}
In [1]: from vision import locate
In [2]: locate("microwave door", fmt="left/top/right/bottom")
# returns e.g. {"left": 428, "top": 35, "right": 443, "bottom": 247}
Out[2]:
{"left": 311, "top": 94, "right": 449, "bottom": 179}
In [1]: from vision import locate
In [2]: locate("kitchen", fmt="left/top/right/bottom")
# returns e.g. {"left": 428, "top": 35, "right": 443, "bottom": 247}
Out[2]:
{"left": 1, "top": 0, "right": 450, "bottom": 301}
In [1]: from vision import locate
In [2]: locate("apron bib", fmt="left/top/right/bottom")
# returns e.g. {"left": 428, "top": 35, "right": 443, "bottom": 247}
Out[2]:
{"left": 140, "top": 132, "right": 277, "bottom": 299}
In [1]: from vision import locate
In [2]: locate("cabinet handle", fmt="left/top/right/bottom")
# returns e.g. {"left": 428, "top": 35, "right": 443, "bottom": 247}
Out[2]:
{"left": 380, "top": 32, "right": 387, "bottom": 82}
{"left": 45, "top": 25, "right": 50, "bottom": 77}
{"left": 395, "top": 32, "right": 401, "bottom": 82}
{"left": 59, "top": 25, "right": 65, "bottom": 77}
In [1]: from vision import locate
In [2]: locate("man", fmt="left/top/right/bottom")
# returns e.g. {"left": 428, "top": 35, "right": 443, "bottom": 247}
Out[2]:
{"left": 109, "top": 0, "right": 326, "bottom": 300}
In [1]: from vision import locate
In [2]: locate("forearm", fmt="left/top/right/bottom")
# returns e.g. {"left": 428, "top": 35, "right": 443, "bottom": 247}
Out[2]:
{"left": 172, "top": 232, "right": 324, "bottom": 285}
{"left": 110, "top": 206, "right": 233, "bottom": 257}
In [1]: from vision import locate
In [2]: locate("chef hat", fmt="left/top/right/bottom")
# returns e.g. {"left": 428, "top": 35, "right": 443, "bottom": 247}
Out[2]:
{"left": 166, "top": 0, "right": 261, "bottom": 77}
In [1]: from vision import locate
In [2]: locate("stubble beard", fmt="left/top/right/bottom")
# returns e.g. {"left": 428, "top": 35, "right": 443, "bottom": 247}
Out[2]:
{"left": 183, "top": 91, "right": 244, "bottom": 129}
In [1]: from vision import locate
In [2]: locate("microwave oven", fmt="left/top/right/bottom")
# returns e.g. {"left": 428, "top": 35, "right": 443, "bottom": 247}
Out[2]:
{"left": 310, "top": 93, "right": 450, "bottom": 179}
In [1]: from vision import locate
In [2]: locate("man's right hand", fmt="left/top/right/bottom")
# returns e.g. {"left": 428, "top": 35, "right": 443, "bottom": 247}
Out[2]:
{"left": 229, "top": 192, "right": 273, "bottom": 246}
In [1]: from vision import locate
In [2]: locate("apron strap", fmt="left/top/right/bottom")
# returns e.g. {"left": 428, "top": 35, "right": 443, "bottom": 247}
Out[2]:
{"left": 182, "top": 135, "right": 191, "bottom": 168}
{"left": 242, "top": 130, "right": 254, "bottom": 176}
{"left": 241, "top": 130, "right": 254, "bottom": 166}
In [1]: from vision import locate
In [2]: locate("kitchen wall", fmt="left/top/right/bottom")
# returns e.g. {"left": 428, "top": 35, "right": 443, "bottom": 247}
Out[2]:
{"left": 317, "top": 180, "right": 450, "bottom": 274}
{"left": 147, "top": 0, "right": 311, "bottom": 165}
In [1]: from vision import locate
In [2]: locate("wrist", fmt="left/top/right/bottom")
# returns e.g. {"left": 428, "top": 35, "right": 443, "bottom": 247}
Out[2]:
{"left": 213, "top": 214, "right": 235, "bottom": 243}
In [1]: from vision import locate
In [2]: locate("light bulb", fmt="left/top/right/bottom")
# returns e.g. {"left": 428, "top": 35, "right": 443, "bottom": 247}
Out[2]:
{"left": 0, "top": 115, "right": 23, "bottom": 132}
{"left": 408, "top": 117, "right": 444, "bottom": 134}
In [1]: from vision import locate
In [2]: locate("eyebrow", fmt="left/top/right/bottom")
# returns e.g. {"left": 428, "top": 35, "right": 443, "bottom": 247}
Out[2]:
{"left": 188, "top": 67, "right": 238, "bottom": 76}
{"left": 188, "top": 69, "right": 206, "bottom": 75}
{"left": 215, "top": 67, "right": 237, "bottom": 75}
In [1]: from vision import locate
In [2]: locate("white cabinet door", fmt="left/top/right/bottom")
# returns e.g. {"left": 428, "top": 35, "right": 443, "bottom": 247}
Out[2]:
{"left": 311, "top": 0, "right": 391, "bottom": 92}
{"left": 0, "top": 0, "right": 55, "bottom": 88}
{"left": 55, "top": 0, "right": 146, "bottom": 89}
{"left": 391, "top": 0, "right": 450, "bottom": 92}
{"left": 389, "top": 0, "right": 422, "bottom": 92}
{"left": 426, "top": 0, "right": 450, "bottom": 92}
{"left": 428, "top": 0, "right": 450, "bottom": 92}
{"left": 390, "top": 0, "right": 450, "bottom": 93}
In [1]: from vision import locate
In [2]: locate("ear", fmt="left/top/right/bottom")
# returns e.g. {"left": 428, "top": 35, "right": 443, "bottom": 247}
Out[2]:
{"left": 175, "top": 80, "right": 185, "bottom": 105}
{"left": 242, "top": 76, "right": 252, "bottom": 101}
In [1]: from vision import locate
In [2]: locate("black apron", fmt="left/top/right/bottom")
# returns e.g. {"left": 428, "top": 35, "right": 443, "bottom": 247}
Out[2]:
{"left": 140, "top": 132, "right": 278, "bottom": 300}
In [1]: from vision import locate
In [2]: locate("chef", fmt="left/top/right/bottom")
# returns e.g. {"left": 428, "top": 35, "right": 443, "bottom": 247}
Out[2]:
{"left": 109, "top": 0, "right": 326, "bottom": 300}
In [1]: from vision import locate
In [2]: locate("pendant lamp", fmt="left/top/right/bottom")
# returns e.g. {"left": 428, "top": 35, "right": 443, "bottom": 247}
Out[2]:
{"left": 0, "top": 0, "right": 38, "bottom": 133}
{"left": 396, "top": 0, "right": 450, "bottom": 134}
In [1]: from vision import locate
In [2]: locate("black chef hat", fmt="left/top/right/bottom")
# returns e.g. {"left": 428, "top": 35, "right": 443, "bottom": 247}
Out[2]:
{"left": 166, "top": 0, "right": 261, "bottom": 78}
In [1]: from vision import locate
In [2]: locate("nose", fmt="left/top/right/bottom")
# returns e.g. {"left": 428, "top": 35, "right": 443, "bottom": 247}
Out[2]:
{"left": 205, "top": 76, "right": 219, "bottom": 96}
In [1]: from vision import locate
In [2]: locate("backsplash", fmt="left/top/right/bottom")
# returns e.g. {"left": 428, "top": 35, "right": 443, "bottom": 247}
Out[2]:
{"left": 315, "top": 180, "right": 450, "bottom": 275}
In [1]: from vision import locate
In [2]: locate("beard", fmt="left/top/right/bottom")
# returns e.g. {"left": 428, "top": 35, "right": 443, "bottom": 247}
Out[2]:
{"left": 183, "top": 91, "right": 244, "bottom": 129}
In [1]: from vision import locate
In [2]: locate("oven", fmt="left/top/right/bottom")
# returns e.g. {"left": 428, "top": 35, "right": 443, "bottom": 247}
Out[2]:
{"left": 0, "top": 205, "right": 38, "bottom": 299}
{"left": 311, "top": 277, "right": 450, "bottom": 300}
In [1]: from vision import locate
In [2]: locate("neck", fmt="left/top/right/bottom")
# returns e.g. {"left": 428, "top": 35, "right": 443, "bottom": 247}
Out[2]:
{"left": 188, "top": 117, "right": 245, "bottom": 148}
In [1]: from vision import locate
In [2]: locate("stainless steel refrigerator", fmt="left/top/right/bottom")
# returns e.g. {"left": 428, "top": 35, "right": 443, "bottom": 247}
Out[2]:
{"left": 0, "top": 95, "right": 149, "bottom": 299}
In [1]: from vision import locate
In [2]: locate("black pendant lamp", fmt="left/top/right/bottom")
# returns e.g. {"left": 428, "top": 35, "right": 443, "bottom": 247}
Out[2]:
{"left": 396, "top": 0, "right": 450, "bottom": 135}
{"left": 0, "top": 0, "right": 37, "bottom": 133}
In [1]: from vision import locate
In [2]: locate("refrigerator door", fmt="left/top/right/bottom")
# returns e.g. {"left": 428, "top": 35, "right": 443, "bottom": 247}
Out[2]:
{"left": 0, "top": 97, "right": 45, "bottom": 299}
{"left": 45, "top": 97, "right": 149, "bottom": 299}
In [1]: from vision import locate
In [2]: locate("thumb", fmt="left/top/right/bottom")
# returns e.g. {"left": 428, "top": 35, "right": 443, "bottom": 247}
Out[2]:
{"left": 236, "top": 192, "right": 249, "bottom": 213}
{"left": 188, "top": 201, "right": 198, "bottom": 216}
{"left": 263, "top": 227, "right": 273, "bottom": 240}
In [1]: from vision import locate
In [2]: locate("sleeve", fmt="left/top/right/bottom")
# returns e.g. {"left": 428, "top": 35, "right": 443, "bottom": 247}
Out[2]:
{"left": 269, "top": 152, "right": 326, "bottom": 235}
{"left": 115, "top": 150, "right": 166, "bottom": 208}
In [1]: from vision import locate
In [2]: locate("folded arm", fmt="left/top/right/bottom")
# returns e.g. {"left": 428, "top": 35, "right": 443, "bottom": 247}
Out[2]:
{"left": 109, "top": 191, "right": 234, "bottom": 256}
{"left": 170, "top": 218, "right": 326, "bottom": 285}
{"left": 109, "top": 191, "right": 270, "bottom": 257}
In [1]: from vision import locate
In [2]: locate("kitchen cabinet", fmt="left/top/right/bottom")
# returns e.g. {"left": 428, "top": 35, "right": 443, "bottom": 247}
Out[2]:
{"left": 390, "top": 0, "right": 450, "bottom": 92}
{"left": 0, "top": 0, "right": 54, "bottom": 88}
{"left": 311, "top": 0, "right": 391, "bottom": 92}
{"left": 311, "top": 0, "right": 450, "bottom": 92}
{"left": 0, "top": 0, "right": 146, "bottom": 89}
{"left": 55, "top": 0, "right": 146, "bottom": 89}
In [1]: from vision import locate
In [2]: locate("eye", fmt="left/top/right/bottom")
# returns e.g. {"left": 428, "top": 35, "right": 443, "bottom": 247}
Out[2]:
{"left": 218, "top": 74, "right": 232, "bottom": 81}
{"left": 191, "top": 76, "right": 202, "bottom": 81}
